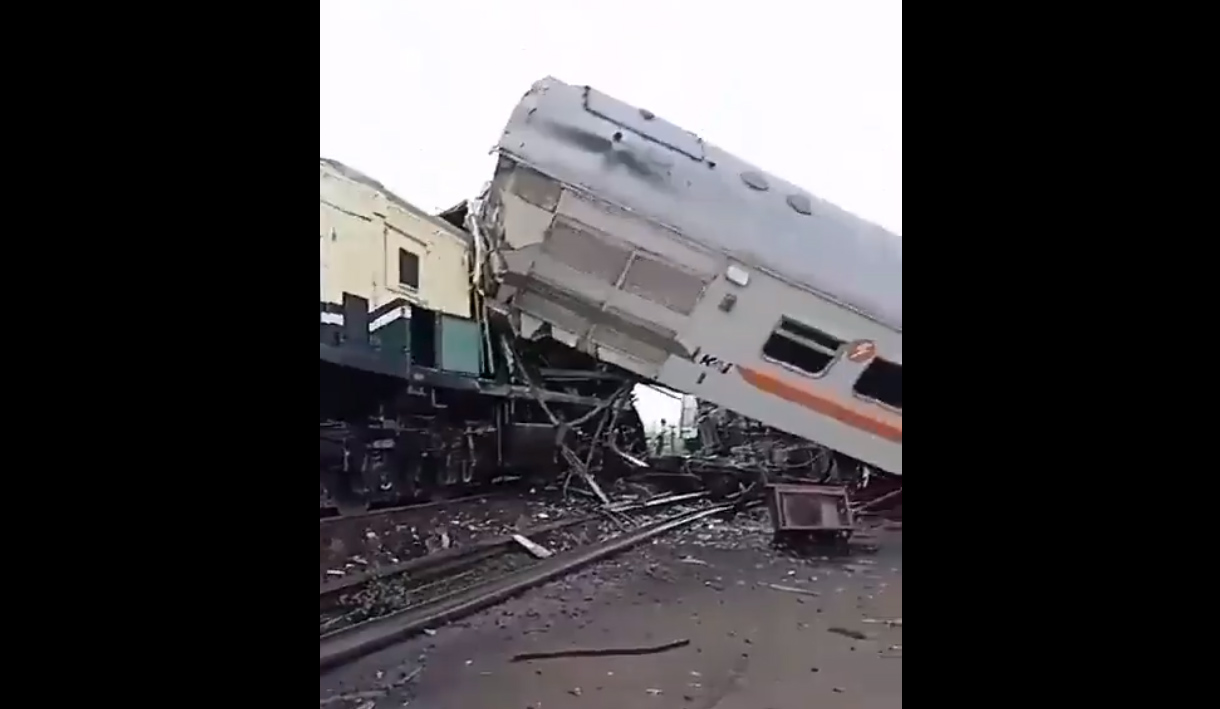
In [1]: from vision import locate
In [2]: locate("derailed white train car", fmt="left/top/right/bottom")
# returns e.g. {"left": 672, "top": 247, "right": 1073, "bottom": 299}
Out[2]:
{"left": 474, "top": 78, "right": 902, "bottom": 475}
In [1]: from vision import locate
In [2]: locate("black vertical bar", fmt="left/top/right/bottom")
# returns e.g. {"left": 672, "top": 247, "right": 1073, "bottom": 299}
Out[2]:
{"left": 343, "top": 293, "right": 369, "bottom": 348}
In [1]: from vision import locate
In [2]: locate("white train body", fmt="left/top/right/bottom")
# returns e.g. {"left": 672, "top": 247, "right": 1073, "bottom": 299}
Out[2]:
{"left": 476, "top": 78, "right": 902, "bottom": 475}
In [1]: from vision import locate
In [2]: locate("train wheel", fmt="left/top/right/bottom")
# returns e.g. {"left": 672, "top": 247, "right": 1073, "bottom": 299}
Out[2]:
{"left": 333, "top": 494, "right": 370, "bottom": 516}
{"left": 321, "top": 470, "right": 370, "bottom": 516}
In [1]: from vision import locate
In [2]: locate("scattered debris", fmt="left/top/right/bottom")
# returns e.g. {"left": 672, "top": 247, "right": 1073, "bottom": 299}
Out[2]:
{"left": 320, "top": 690, "right": 384, "bottom": 706}
{"left": 862, "top": 617, "right": 902, "bottom": 627}
{"left": 319, "top": 415, "right": 902, "bottom": 705}
{"left": 510, "top": 639, "right": 691, "bottom": 662}
{"left": 511, "top": 533, "right": 554, "bottom": 559}
{"left": 644, "top": 566, "right": 677, "bottom": 585}
{"left": 764, "top": 583, "right": 822, "bottom": 597}
{"left": 319, "top": 667, "right": 421, "bottom": 707}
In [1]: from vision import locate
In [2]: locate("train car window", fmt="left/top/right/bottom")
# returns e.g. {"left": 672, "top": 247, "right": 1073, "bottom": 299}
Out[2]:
{"left": 398, "top": 249, "right": 420, "bottom": 290}
{"left": 761, "top": 317, "right": 843, "bottom": 376}
{"left": 854, "top": 358, "right": 902, "bottom": 410}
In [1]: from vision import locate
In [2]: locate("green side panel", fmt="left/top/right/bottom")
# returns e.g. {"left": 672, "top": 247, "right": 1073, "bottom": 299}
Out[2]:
{"left": 438, "top": 315, "right": 483, "bottom": 375}
{"left": 372, "top": 319, "right": 411, "bottom": 368}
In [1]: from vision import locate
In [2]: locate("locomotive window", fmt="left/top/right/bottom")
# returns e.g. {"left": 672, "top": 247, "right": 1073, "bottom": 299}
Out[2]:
{"left": 398, "top": 248, "right": 420, "bottom": 290}
{"left": 761, "top": 317, "right": 843, "bottom": 376}
{"left": 854, "top": 358, "right": 902, "bottom": 410}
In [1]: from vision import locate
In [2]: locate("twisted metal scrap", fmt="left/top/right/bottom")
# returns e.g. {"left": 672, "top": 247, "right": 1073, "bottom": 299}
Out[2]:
{"left": 499, "top": 334, "right": 629, "bottom": 506}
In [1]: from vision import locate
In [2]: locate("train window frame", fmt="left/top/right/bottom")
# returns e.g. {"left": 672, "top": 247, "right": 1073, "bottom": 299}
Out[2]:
{"left": 852, "top": 357, "right": 902, "bottom": 412}
{"left": 398, "top": 248, "right": 420, "bottom": 291}
{"left": 760, "top": 317, "right": 844, "bottom": 378}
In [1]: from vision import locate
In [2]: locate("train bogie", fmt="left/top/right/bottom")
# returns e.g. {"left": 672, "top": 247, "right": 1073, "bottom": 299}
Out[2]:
{"left": 476, "top": 78, "right": 902, "bottom": 475}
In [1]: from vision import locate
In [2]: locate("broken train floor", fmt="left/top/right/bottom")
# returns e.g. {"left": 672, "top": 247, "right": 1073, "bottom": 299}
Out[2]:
{"left": 320, "top": 514, "right": 902, "bottom": 709}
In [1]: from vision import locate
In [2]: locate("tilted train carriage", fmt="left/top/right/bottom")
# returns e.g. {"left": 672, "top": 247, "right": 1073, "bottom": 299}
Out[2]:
{"left": 319, "top": 159, "right": 644, "bottom": 514}
{"left": 319, "top": 77, "right": 901, "bottom": 515}
{"left": 471, "top": 77, "right": 902, "bottom": 478}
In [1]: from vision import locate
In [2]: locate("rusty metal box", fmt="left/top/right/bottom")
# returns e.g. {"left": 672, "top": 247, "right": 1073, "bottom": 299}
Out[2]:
{"left": 766, "top": 483, "right": 855, "bottom": 533}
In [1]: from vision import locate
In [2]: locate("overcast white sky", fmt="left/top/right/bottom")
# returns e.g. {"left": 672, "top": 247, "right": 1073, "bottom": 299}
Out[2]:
{"left": 320, "top": 0, "right": 902, "bottom": 426}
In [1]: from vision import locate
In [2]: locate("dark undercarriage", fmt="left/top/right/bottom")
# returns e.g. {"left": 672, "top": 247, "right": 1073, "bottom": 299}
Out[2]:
{"left": 320, "top": 294, "right": 891, "bottom": 519}
{"left": 320, "top": 299, "right": 647, "bottom": 516}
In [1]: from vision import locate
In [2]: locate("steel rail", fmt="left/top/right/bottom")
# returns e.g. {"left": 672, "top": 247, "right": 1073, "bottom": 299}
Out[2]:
{"left": 320, "top": 501, "right": 731, "bottom": 671}
{"left": 319, "top": 490, "right": 709, "bottom": 605}
{"left": 320, "top": 492, "right": 503, "bottom": 525}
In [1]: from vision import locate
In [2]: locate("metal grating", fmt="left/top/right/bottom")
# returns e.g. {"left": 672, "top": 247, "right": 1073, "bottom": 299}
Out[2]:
{"left": 543, "top": 217, "right": 633, "bottom": 284}
{"left": 620, "top": 254, "right": 707, "bottom": 315}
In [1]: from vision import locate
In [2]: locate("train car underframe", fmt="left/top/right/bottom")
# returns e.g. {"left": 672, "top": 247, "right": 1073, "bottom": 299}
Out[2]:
{"left": 319, "top": 300, "right": 897, "bottom": 523}
{"left": 319, "top": 301, "right": 649, "bottom": 515}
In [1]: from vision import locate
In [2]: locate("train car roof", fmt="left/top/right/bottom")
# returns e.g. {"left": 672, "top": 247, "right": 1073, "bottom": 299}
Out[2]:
{"left": 496, "top": 78, "right": 902, "bottom": 330}
{"left": 319, "top": 158, "right": 473, "bottom": 245}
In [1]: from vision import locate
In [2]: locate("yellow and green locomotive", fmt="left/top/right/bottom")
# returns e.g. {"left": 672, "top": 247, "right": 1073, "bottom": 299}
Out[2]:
{"left": 319, "top": 158, "right": 644, "bottom": 515}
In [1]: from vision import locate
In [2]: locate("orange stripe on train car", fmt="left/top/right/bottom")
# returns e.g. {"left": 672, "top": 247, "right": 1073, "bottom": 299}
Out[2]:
{"left": 736, "top": 365, "right": 903, "bottom": 444}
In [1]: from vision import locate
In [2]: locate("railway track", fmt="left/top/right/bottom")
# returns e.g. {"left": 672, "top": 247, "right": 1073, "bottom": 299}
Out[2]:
{"left": 319, "top": 493, "right": 728, "bottom": 670}
{"left": 320, "top": 490, "right": 709, "bottom": 617}
{"left": 319, "top": 491, "right": 505, "bottom": 522}
{"left": 319, "top": 489, "right": 583, "bottom": 579}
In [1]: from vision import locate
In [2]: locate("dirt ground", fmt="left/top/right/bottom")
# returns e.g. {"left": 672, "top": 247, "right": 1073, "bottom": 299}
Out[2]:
{"left": 320, "top": 516, "right": 902, "bottom": 709}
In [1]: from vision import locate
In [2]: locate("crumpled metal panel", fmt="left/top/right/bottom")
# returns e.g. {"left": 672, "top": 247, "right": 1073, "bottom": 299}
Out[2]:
{"left": 494, "top": 78, "right": 902, "bottom": 330}
{"left": 619, "top": 253, "right": 707, "bottom": 315}
{"left": 542, "top": 217, "right": 633, "bottom": 284}
{"left": 514, "top": 290, "right": 589, "bottom": 337}
{"left": 590, "top": 322, "right": 669, "bottom": 365}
